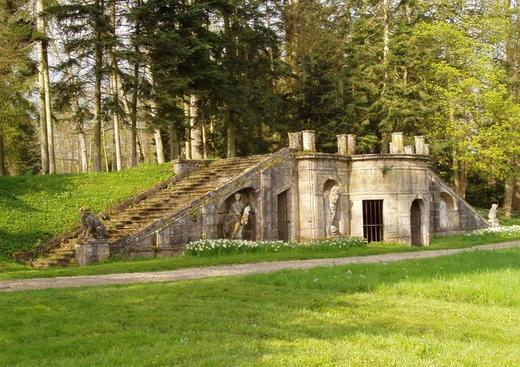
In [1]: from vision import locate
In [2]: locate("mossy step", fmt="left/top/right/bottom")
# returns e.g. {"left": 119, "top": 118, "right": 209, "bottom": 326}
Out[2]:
{"left": 32, "top": 153, "right": 273, "bottom": 267}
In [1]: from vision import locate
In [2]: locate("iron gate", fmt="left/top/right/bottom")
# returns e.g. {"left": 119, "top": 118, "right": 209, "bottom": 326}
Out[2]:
{"left": 362, "top": 200, "right": 384, "bottom": 242}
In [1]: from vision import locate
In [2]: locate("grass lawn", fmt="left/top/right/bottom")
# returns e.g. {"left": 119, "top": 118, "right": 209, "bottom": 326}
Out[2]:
{"left": 0, "top": 232, "right": 519, "bottom": 281}
{"left": 0, "top": 163, "right": 172, "bottom": 258}
{"left": 0, "top": 248, "right": 519, "bottom": 366}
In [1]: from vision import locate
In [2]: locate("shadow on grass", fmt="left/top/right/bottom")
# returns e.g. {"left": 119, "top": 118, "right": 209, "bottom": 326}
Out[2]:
{"left": 0, "top": 229, "right": 54, "bottom": 259}
{"left": 0, "top": 249, "right": 519, "bottom": 366}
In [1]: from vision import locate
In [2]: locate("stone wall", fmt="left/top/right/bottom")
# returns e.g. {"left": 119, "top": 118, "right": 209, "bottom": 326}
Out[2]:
{"left": 295, "top": 153, "right": 350, "bottom": 240}
{"left": 115, "top": 131, "right": 488, "bottom": 259}
{"left": 348, "top": 154, "right": 431, "bottom": 245}
{"left": 118, "top": 149, "right": 298, "bottom": 258}
{"left": 429, "top": 172, "right": 488, "bottom": 236}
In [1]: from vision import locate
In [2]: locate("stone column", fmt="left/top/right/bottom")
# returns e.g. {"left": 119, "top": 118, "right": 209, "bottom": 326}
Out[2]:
{"left": 302, "top": 130, "right": 316, "bottom": 151}
{"left": 288, "top": 132, "right": 303, "bottom": 151}
{"left": 391, "top": 132, "right": 404, "bottom": 154}
{"left": 415, "top": 136, "right": 426, "bottom": 155}
{"left": 347, "top": 134, "right": 356, "bottom": 155}
{"left": 337, "top": 134, "right": 347, "bottom": 155}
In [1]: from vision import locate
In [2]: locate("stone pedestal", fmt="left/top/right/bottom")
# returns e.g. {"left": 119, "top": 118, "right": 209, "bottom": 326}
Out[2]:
{"left": 414, "top": 136, "right": 426, "bottom": 155}
{"left": 288, "top": 132, "right": 303, "bottom": 151}
{"left": 302, "top": 130, "right": 316, "bottom": 151}
{"left": 337, "top": 134, "right": 347, "bottom": 155}
{"left": 391, "top": 132, "right": 404, "bottom": 154}
{"left": 75, "top": 239, "right": 110, "bottom": 266}
{"left": 347, "top": 134, "right": 356, "bottom": 155}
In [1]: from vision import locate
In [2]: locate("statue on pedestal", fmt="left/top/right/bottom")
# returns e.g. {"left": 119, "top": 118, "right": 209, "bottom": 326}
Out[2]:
{"left": 79, "top": 207, "right": 107, "bottom": 239}
{"left": 488, "top": 203, "right": 500, "bottom": 228}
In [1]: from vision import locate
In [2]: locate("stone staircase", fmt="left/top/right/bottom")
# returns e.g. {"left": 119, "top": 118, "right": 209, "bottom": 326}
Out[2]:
{"left": 31, "top": 154, "right": 269, "bottom": 268}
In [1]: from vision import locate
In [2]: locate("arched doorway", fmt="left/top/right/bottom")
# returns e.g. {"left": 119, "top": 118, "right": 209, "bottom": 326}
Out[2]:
{"left": 410, "top": 199, "right": 423, "bottom": 246}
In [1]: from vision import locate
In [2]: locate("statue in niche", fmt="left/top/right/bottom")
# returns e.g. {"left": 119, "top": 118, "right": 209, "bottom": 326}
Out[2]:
{"left": 328, "top": 185, "right": 340, "bottom": 236}
{"left": 224, "top": 193, "right": 252, "bottom": 239}
{"left": 439, "top": 200, "right": 449, "bottom": 230}
{"left": 488, "top": 203, "right": 500, "bottom": 228}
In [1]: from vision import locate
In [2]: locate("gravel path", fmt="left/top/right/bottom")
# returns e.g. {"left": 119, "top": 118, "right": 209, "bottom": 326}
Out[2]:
{"left": 1, "top": 241, "right": 519, "bottom": 293}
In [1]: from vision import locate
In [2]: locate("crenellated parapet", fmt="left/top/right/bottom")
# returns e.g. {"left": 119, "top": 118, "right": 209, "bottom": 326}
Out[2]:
{"left": 287, "top": 130, "right": 429, "bottom": 157}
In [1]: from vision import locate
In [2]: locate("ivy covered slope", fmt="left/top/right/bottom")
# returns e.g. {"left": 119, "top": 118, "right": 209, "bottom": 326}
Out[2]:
{"left": 0, "top": 164, "right": 172, "bottom": 260}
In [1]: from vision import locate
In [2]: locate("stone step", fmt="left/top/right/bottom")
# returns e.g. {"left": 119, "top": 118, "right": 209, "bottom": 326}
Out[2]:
{"left": 31, "top": 153, "right": 271, "bottom": 267}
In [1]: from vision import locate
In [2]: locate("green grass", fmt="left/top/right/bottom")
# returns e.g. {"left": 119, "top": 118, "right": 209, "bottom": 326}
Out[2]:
{"left": 1, "top": 248, "right": 519, "bottom": 366}
{"left": 0, "top": 163, "right": 172, "bottom": 259}
{"left": 0, "top": 232, "right": 519, "bottom": 281}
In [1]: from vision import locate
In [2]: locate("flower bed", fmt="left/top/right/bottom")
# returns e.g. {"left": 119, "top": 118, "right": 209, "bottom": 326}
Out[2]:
{"left": 184, "top": 237, "right": 367, "bottom": 257}
{"left": 465, "top": 225, "right": 520, "bottom": 239}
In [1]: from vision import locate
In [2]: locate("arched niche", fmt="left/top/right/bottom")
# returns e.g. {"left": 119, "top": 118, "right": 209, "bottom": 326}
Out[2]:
{"left": 410, "top": 198, "right": 427, "bottom": 246}
{"left": 439, "top": 192, "right": 459, "bottom": 231}
{"left": 218, "top": 188, "right": 257, "bottom": 240}
{"left": 323, "top": 180, "right": 341, "bottom": 236}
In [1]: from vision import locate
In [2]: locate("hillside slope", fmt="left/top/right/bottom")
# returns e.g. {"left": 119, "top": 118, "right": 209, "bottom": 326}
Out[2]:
{"left": 0, "top": 164, "right": 172, "bottom": 259}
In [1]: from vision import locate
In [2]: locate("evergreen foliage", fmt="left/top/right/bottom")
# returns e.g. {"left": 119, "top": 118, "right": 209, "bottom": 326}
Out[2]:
{"left": 0, "top": 0, "right": 518, "bottom": 209}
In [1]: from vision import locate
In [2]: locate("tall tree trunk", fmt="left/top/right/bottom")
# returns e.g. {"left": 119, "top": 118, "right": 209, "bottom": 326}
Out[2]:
{"left": 129, "top": 0, "right": 141, "bottom": 167}
{"left": 38, "top": 64, "right": 49, "bottom": 174}
{"left": 184, "top": 99, "right": 191, "bottom": 159}
{"left": 43, "top": 48, "right": 55, "bottom": 174}
{"left": 92, "top": 0, "right": 104, "bottom": 172}
{"left": 513, "top": 181, "right": 520, "bottom": 211}
{"left": 381, "top": 0, "right": 390, "bottom": 96}
{"left": 110, "top": 0, "right": 122, "bottom": 171}
{"left": 190, "top": 95, "right": 202, "bottom": 159}
{"left": 504, "top": 177, "right": 514, "bottom": 217}
{"left": 78, "top": 130, "right": 88, "bottom": 173}
{"left": 130, "top": 61, "right": 139, "bottom": 166}
{"left": 227, "top": 111, "right": 236, "bottom": 158}
{"left": 153, "top": 128, "right": 164, "bottom": 163}
{"left": 145, "top": 61, "right": 164, "bottom": 164}
{"left": 36, "top": 0, "right": 49, "bottom": 174}
{"left": 102, "top": 126, "right": 110, "bottom": 172}
{"left": 169, "top": 122, "right": 179, "bottom": 160}
{"left": 453, "top": 156, "right": 467, "bottom": 199}
{"left": 202, "top": 122, "right": 207, "bottom": 159}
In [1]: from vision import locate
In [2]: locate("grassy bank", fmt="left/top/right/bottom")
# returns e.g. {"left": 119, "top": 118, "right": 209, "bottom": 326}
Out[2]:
{"left": 1, "top": 248, "right": 519, "bottom": 366}
{"left": 1, "top": 232, "right": 519, "bottom": 281}
{"left": 0, "top": 164, "right": 172, "bottom": 259}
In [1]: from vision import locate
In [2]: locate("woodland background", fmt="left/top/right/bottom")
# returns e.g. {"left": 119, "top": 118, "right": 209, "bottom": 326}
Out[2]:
{"left": 1, "top": 0, "right": 519, "bottom": 213}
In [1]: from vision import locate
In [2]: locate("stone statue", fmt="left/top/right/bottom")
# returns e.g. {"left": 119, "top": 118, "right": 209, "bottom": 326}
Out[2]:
{"left": 488, "top": 203, "right": 500, "bottom": 228}
{"left": 328, "top": 185, "right": 340, "bottom": 236}
{"left": 224, "top": 193, "right": 252, "bottom": 240}
{"left": 439, "top": 200, "right": 448, "bottom": 230}
{"left": 79, "top": 207, "right": 107, "bottom": 239}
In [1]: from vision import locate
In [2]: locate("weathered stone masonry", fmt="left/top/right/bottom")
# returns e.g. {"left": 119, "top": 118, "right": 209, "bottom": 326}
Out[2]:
{"left": 118, "top": 131, "right": 488, "bottom": 258}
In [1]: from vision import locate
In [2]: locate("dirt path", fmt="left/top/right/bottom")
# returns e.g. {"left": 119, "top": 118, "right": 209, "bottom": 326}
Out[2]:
{"left": 1, "top": 241, "right": 519, "bottom": 292}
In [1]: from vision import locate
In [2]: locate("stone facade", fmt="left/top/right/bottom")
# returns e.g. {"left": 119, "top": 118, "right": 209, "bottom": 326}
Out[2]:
{"left": 117, "top": 131, "right": 488, "bottom": 257}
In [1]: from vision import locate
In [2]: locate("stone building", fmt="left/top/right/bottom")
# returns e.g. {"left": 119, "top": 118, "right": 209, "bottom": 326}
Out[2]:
{"left": 33, "top": 130, "right": 489, "bottom": 267}
{"left": 125, "top": 131, "right": 487, "bottom": 256}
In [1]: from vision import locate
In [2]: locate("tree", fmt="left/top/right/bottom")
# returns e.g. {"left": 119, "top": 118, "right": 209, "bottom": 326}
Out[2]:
{"left": 36, "top": 0, "right": 55, "bottom": 174}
